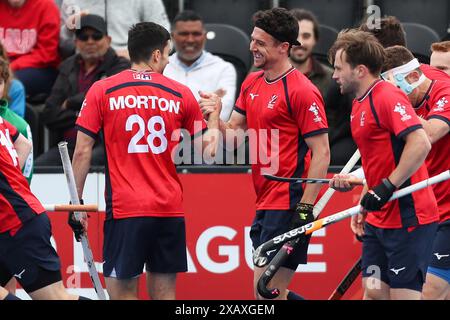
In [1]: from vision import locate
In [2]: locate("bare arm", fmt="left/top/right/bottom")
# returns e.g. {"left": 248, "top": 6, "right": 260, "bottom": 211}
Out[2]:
{"left": 300, "top": 133, "right": 330, "bottom": 204}
{"left": 13, "top": 134, "right": 32, "bottom": 170}
{"left": 72, "top": 131, "right": 95, "bottom": 198}
{"left": 419, "top": 117, "right": 449, "bottom": 144}
{"left": 199, "top": 93, "right": 248, "bottom": 153}
{"left": 388, "top": 128, "right": 431, "bottom": 187}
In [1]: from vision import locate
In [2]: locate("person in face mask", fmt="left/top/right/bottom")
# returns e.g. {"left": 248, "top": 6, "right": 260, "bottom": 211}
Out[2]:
{"left": 382, "top": 45, "right": 450, "bottom": 300}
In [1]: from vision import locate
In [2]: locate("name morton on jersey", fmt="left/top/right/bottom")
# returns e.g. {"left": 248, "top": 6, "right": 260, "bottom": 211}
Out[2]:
{"left": 109, "top": 95, "right": 180, "bottom": 114}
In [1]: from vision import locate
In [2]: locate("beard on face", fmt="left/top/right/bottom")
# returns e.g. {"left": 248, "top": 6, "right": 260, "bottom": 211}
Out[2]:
{"left": 290, "top": 47, "right": 310, "bottom": 64}
{"left": 340, "top": 78, "right": 360, "bottom": 96}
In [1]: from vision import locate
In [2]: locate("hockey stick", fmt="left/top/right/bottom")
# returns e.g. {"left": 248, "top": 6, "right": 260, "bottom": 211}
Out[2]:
{"left": 254, "top": 169, "right": 450, "bottom": 267}
{"left": 58, "top": 141, "right": 106, "bottom": 300}
{"left": 263, "top": 174, "right": 365, "bottom": 185}
{"left": 257, "top": 150, "right": 361, "bottom": 299}
{"left": 43, "top": 204, "right": 98, "bottom": 212}
{"left": 328, "top": 257, "right": 362, "bottom": 300}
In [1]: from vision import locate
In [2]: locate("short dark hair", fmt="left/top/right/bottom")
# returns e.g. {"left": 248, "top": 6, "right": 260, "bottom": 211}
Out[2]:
{"left": 128, "top": 22, "right": 171, "bottom": 64}
{"left": 383, "top": 45, "right": 417, "bottom": 72}
{"left": 172, "top": 10, "right": 203, "bottom": 30}
{"left": 329, "top": 29, "right": 386, "bottom": 75}
{"left": 359, "top": 16, "right": 406, "bottom": 48}
{"left": 289, "top": 8, "right": 320, "bottom": 40}
{"left": 252, "top": 7, "right": 300, "bottom": 47}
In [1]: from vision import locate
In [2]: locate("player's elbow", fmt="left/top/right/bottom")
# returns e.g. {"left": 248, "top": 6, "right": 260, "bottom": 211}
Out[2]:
{"left": 312, "top": 144, "right": 331, "bottom": 167}
{"left": 416, "top": 131, "right": 432, "bottom": 158}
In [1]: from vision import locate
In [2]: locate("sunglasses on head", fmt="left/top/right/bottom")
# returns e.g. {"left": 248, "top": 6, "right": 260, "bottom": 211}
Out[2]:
{"left": 76, "top": 31, "right": 104, "bottom": 41}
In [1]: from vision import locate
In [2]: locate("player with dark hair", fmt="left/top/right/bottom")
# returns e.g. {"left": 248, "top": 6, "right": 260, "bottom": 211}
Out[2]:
{"left": 382, "top": 45, "right": 450, "bottom": 300}
{"left": 329, "top": 30, "right": 439, "bottom": 300}
{"left": 71, "top": 22, "right": 221, "bottom": 300}
{"left": 200, "top": 7, "right": 330, "bottom": 300}
{"left": 359, "top": 15, "right": 450, "bottom": 83}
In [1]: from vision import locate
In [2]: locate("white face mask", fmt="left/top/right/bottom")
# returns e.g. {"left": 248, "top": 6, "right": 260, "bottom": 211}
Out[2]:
{"left": 381, "top": 58, "right": 426, "bottom": 95}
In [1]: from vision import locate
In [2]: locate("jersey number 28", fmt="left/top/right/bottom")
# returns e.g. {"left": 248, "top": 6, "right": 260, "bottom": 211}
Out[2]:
{"left": 126, "top": 115, "right": 168, "bottom": 154}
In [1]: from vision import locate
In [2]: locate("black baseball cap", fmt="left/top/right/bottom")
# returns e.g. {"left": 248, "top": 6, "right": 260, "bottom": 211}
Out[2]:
{"left": 77, "top": 14, "right": 107, "bottom": 35}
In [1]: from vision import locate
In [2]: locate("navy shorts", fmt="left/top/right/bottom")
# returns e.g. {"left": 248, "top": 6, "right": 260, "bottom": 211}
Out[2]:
{"left": 362, "top": 222, "right": 437, "bottom": 291}
{"left": 0, "top": 213, "right": 61, "bottom": 293}
{"left": 103, "top": 217, "right": 187, "bottom": 279}
{"left": 250, "top": 210, "right": 311, "bottom": 271}
{"left": 428, "top": 220, "right": 450, "bottom": 269}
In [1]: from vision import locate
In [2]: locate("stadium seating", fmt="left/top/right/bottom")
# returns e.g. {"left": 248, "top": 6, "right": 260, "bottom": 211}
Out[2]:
{"left": 402, "top": 22, "right": 440, "bottom": 64}
{"left": 204, "top": 23, "right": 252, "bottom": 100}
{"left": 375, "top": 0, "right": 449, "bottom": 39}
{"left": 282, "top": 0, "right": 363, "bottom": 30}
{"left": 184, "top": 0, "right": 270, "bottom": 35}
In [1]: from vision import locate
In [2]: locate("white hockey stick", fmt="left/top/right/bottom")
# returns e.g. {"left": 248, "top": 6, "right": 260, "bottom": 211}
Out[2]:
{"left": 254, "top": 169, "right": 450, "bottom": 267}
{"left": 257, "top": 149, "right": 361, "bottom": 299}
{"left": 58, "top": 141, "right": 106, "bottom": 300}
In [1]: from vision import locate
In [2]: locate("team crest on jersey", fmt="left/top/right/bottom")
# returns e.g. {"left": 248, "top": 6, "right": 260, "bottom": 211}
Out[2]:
{"left": 360, "top": 111, "right": 366, "bottom": 127}
{"left": 267, "top": 95, "right": 278, "bottom": 109}
{"left": 434, "top": 97, "right": 448, "bottom": 112}
{"left": 308, "top": 102, "right": 322, "bottom": 122}
{"left": 394, "top": 103, "right": 411, "bottom": 122}
{"left": 133, "top": 73, "right": 152, "bottom": 80}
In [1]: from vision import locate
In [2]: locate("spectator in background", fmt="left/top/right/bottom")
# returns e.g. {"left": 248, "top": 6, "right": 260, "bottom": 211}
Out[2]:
{"left": 60, "top": 0, "right": 170, "bottom": 60}
{"left": 0, "top": 0, "right": 60, "bottom": 100}
{"left": 0, "top": 42, "right": 25, "bottom": 118}
{"left": 430, "top": 41, "right": 450, "bottom": 76}
{"left": 164, "top": 10, "right": 237, "bottom": 122}
{"left": 37, "top": 14, "right": 130, "bottom": 166}
{"left": 289, "top": 9, "right": 333, "bottom": 100}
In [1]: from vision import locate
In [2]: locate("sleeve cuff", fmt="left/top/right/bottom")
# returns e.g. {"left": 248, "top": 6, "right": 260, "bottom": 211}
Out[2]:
{"left": 233, "top": 106, "right": 246, "bottom": 116}
{"left": 397, "top": 124, "right": 422, "bottom": 139}
{"left": 303, "top": 128, "right": 328, "bottom": 139}
{"left": 428, "top": 115, "right": 450, "bottom": 127}
{"left": 75, "top": 125, "right": 98, "bottom": 139}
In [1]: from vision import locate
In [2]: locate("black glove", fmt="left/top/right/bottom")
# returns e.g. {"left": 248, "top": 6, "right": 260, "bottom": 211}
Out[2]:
{"left": 291, "top": 202, "right": 315, "bottom": 230}
{"left": 360, "top": 178, "right": 396, "bottom": 211}
{"left": 68, "top": 199, "right": 85, "bottom": 242}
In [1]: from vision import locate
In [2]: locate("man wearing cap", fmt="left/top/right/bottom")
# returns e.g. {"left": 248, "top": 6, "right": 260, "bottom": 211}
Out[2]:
{"left": 37, "top": 14, "right": 130, "bottom": 166}
{"left": 199, "top": 8, "right": 330, "bottom": 300}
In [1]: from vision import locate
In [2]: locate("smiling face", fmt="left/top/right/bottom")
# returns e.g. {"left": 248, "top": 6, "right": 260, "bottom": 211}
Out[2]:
{"left": 172, "top": 20, "right": 206, "bottom": 66}
{"left": 290, "top": 20, "right": 316, "bottom": 64}
{"left": 332, "top": 49, "right": 360, "bottom": 95}
{"left": 250, "top": 27, "right": 286, "bottom": 70}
